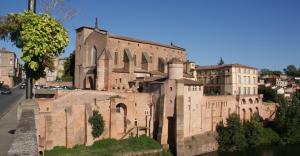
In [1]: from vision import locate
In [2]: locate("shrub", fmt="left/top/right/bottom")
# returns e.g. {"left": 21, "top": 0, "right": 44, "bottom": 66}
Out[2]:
{"left": 88, "top": 110, "right": 105, "bottom": 138}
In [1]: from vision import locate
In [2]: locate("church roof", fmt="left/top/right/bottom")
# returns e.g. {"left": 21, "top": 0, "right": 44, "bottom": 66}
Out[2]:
{"left": 178, "top": 79, "right": 202, "bottom": 85}
{"left": 109, "top": 34, "right": 185, "bottom": 51}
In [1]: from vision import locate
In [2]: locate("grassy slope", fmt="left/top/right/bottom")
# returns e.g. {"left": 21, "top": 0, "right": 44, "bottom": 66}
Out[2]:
{"left": 45, "top": 135, "right": 169, "bottom": 156}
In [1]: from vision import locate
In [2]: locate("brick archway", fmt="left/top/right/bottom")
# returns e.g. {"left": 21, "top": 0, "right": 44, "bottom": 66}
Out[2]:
{"left": 83, "top": 76, "right": 94, "bottom": 89}
{"left": 116, "top": 103, "right": 127, "bottom": 133}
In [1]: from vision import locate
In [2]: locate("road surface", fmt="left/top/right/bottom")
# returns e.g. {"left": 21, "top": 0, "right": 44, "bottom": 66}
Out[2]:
{"left": 0, "top": 86, "right": 25, "bottom": 156}
{"left": 0, "top": 87, "right": 25, "bottom": 118}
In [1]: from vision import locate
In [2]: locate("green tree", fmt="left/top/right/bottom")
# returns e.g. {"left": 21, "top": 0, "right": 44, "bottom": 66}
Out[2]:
{"left": 273, "top": 96, "right": 300, "bottom": 144}
{"left": 218, "top": 57, "right": 224, "bottom": 65}
{"left": 88, "top": 110, "right": 105, "bottom": 138}
{"left": 0, "top": 11, "right": 68, "bottom": 80}
{"left": 260, "top": 68, "right": 282, "bottom": 76}
{"left": 58, "top": 51, "right": 75, "bottom": 82}
{"left": 260, "top": 68, "right": 272, "bottom": 76}
{"left": 244, "top": 113, "right": 280, "bottom": 147}
{"left": 258, "top": 86, "right": 278, "bottom": 102}
{"left": 284, "top": 65, "right": 299, "bottom": 77}
{"left": 217, "top": 114, "right": 247, "bottom": 151}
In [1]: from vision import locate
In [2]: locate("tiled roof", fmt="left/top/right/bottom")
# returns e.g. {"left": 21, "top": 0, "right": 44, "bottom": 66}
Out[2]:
{"left": 0, "top": 49, "right": 15, "bottom": 54}
{"left": 75, "top": 26, "right": 185, "bottom": 51}
{"left": 109, "top": 34, "right": 185, "bottom": 51}
{"left": 195, "top": 64, "right": 257, "bottom": 70}
{"left": 112, "top": 68, "right": 129, "bottom": 73}
{"left": 177, "top": 79, "right": 202, "bottom": 85}
{"left": 150, "top": 70, "right": 167, "bottom": 76}
{"left": 183, "top": 73, "right": 194, "bottom": 78}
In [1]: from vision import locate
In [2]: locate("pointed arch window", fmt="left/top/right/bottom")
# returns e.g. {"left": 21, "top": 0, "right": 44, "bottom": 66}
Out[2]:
{"left": 91, "top": 46, "right": 97, "bottom": 65}
{"left": 115, "top": 52, "right": 118, "bottom": 65}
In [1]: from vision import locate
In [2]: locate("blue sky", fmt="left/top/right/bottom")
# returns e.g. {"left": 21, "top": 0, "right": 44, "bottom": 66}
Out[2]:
{"left": 1, "top": 0, "right": 300, "bottom": 71}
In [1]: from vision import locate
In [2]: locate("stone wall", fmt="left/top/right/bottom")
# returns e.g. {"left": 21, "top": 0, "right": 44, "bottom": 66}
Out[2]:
{"left": 38, "top": 90, "right": 154, "bottom": 150}
{"left": 74, "top": 27, "right": 186, "bottom": 91}
{"left": 184, "top": 132, "right": 218, "bottom": 156}
{"left": 8, "top": 100, "right": 39, "bottom": 156}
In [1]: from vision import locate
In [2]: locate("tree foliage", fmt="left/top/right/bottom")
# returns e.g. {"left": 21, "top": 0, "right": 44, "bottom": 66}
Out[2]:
{"left": 0, "top": 11, "right": 68, "bottom": 80}
{"left": 284, "top": 65, "right": 300, "bottom": 77}
{"left": 218, "top": 113, "right": 280, "bottom": 152}
{"left": 217, "top": 114, "right": 247, "bottom": 151}
{"left": 218, "top": 57, "right": 224, "bottom": 65}
{"left": 244, "top": 113, "right": 280, "bottom": 147}
{"left": 274, "top": 96, "right": 300, "bottom": 144}
{"left": 258, "top": 86, "right": 279, "bottom": 102}
{"left": 88, "top": 110, "right": 105, "bottom": 138}
{"left": 60, "top": 51, "right": 75, "bottom": 82}
{"left": 260, "top": 68, "right": 282, "bottom": 76}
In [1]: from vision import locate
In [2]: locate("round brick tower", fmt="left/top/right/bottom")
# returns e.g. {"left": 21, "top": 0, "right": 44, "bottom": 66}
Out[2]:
{"left": 168, "top": 58, "right": 183, "bottom": 80}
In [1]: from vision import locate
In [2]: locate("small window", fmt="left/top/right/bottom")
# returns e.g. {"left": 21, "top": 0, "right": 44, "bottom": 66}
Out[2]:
{"left": 133, "top": 54, "right": 137, "bottom": 66}
{"left": 134, "top": 120, "right": 138, "bottom": 126}
{"left": 114, "top": 52, "right": 118, "bottom": 65}
{"left": 170, "top": 87, "right": 172, "bottom": 91}
{"left": 119, "top": 78, "right": 122, "bottom": 83}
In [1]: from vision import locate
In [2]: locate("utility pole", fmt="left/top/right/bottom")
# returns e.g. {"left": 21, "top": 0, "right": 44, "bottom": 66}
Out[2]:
{"left": 28, "top": 0, "right": 36, "bottom": 12}
{"left": 26, "top": 0, "right": 36, "bottom": 99}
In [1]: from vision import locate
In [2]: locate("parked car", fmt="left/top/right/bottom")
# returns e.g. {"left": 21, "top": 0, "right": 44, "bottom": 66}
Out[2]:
{"left": 0, "top": 87, "right": 12, "bottom": 95}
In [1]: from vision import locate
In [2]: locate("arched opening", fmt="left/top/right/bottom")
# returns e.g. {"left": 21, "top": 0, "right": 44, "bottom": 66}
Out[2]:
{"left": 256, "top": 107, "right": 259, "bottom": 115}
{"left": 158, "top": 57, "right": 166, "bottom": 73}
{"left": 142, "top": 52, "right": 150, "bottom": 71}
{"left": 255, "top": 98, "right": 259, "bottom": 103}
{"left": 91, "top": 46, "right": 97, "bottom": 65}
{"left": 249, "top": 108, "right": 253, "bottom": 117}
{"left": 249, "top": 98, "right": 253, "bottom": 104}
{"left": 116, "top": 103, "right": 127, "bottom": 134}
{"left": 242, "top": 109, "right": 246, "bottom": 122}
{"left": 242, "top": 99, "right": 246, "bottom": 104}
{"left": 84, "top": 76, "right": 94, "bottom": 90}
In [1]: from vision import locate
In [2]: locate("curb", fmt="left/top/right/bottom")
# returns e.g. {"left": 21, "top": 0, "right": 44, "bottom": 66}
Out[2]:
{"left": 0, "top": 94, "right": 25, "bottom": 120}
{"left": 12, "top": 82, "right": 24, "bottom": 89}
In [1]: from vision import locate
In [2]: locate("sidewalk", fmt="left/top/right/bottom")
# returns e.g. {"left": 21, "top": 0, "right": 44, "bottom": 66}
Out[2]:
{"left": 0, "top": 97, "right": 23, "bottom": 156}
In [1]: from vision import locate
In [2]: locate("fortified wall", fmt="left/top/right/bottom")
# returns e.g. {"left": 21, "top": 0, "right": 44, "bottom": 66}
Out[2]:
{"left": 32, "top": 23, "right": 278, "bottom": 156}
{"left": 36, "top": 63, "right": 276, "bottom": 156}
{"left": 38, "top": 90, "right": 154, "bottom": 151}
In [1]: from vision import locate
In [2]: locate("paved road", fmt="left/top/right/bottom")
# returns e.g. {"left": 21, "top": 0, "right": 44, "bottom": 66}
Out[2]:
{"left": 0, "top": 86, "right": 25, "bottom": 156}
{"left": 0, "top": 87, "right": 25, "bottom": 118}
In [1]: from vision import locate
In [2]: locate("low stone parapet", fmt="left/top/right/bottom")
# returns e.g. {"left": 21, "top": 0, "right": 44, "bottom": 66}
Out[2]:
{"left": 8, "top": 99, "right": 39, "bottom": 156}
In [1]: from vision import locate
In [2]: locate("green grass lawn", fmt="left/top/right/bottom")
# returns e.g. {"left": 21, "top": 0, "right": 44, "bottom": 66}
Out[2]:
{"left": 45, "top": 135, "right": 171, "bottom": 156}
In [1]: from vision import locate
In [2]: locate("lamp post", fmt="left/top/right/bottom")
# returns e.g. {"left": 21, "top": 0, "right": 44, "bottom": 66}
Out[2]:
{"left": 25, "top": 0, "right": 36, "bottom": 99}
